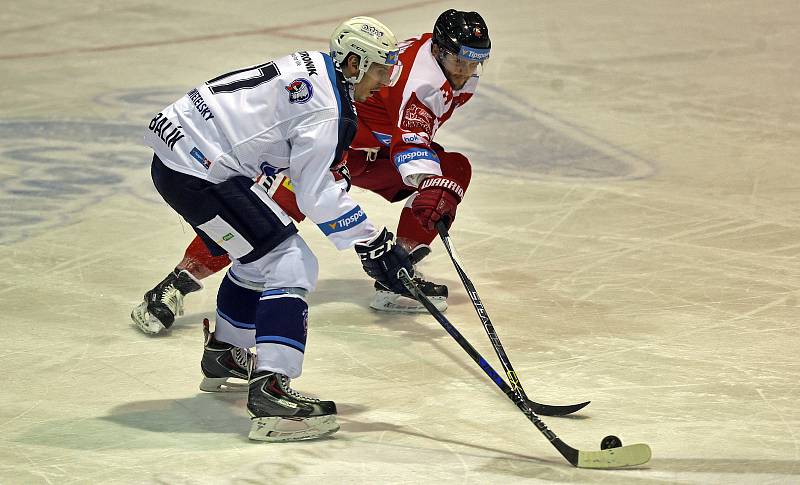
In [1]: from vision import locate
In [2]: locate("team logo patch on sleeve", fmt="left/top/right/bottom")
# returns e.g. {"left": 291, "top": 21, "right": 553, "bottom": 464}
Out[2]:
{"left": 318, "top": 206, "right": 367, "bottom": 235}
{"left": 285, "top": 78, "right": 313, "bottom": 104}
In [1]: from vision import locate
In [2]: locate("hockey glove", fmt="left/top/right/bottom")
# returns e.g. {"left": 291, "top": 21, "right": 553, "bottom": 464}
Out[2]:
{"left": 332, "top": 164, "right": 352, "bottom": 192}
{"left": 411, "top": 176, "right": 465, "bottom": 231}
{"left": 354, "top": 228, "right": 414, "bottom": 294}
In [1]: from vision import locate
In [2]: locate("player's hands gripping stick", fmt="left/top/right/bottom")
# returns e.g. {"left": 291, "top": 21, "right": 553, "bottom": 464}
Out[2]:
{"left": 355, "top": 228, "right": 414, "bottom": 294}
{"left": 412, "top": 176, "right": 464, "bottom": 230}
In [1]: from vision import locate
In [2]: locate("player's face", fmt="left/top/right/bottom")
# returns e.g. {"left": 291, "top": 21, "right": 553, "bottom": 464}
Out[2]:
{"left": 353, "top": 63, "right": 397, "bottom": 102}
{"left": 434, "top": 45, "right": 483, "bottom": 90}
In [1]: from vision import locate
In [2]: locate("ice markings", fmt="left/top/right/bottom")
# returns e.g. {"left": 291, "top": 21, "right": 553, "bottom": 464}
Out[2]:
{"left": 0, "top": 121, "right": 145, "bottom": 245}
{"left": 443, "top": 83, "right": 658, "bottom": 181}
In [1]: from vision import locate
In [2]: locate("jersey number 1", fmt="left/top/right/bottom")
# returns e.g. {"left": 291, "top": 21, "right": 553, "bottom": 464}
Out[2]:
{"left": 206, "top": 61, "right": 280, "bottom": 94}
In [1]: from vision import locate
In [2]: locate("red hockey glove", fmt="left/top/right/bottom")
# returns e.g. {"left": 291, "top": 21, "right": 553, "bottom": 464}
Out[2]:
{"left": 411, "top": 176, "right": 465, "bottom": 231}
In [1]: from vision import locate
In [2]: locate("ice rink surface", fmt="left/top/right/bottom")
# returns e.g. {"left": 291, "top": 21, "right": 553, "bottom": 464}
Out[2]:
{"left": 2, "top": 1, "right": 799, "bottom": 483}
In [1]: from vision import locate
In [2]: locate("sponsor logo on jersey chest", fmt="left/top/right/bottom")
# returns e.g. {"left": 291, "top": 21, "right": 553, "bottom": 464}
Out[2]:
{"left": 285, "top": 78, "right": 313, "bottom": 104}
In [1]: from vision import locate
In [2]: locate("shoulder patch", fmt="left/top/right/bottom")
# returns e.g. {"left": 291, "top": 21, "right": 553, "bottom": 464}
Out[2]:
{"left": 286, "top": 78, "right": 313, "bottom": 104}
{"left": 401, "top": 93, "right": 435, "bottom": 134}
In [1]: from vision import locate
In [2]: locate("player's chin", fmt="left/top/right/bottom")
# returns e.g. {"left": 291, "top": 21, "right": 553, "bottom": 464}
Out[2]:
{"left": 360, "top": 91, "right": 380, "bottom": 102}
{"left": 449, "top": 77, "right": 469, "bottom": 91}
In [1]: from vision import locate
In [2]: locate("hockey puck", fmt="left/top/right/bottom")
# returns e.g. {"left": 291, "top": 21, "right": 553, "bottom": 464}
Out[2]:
{"left": 600, "top": 435, "right": 622, "bottom": 450}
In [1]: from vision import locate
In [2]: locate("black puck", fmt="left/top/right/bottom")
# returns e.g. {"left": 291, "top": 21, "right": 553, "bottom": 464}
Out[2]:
{"left": 601, "top": 435, "right": 622, "bottom": 450}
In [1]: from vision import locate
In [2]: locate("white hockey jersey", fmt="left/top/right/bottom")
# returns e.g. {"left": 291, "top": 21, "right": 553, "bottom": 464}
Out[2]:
{"left": 144, "top": 51, "right": 376, "bottom": 249}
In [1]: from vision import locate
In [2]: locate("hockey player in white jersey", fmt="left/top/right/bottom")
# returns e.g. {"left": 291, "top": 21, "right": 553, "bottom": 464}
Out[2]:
{"left": 144, "top": 17, "right": 409, "bottom": 442}
{"left": 131, "top": 9, "right": 491, "bottom": 332}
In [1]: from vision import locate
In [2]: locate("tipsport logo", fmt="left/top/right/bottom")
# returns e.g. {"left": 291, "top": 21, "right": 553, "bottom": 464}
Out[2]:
{"left": 318, "top": 206, "right": 366, "bottom": 235}
{"left": 458, "top": 45, "right": 490, "bottom": 62}
{"left": 393, "top": 148, "right": 439, "bottom": 168}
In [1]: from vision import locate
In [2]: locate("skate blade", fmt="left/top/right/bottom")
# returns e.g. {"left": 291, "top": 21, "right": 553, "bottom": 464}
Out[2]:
{"left": 248, "top": 415, "right": 339, "bottom": 442}
{"left": 370, "top": 292, "right": 447, "bottom": 314}
{"left": 199, "top": 377, "right": 248, "bottom": 393}
{"left": 130, "top": 303, "right": 167, "bottom": 335}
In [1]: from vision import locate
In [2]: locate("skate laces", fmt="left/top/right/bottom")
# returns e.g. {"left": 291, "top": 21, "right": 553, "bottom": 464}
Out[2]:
{"left": 231, "top": 347, "right": 251, "bottom": 369}
{"left": 277, "top": 374, "right": 320, "bottom": 403}
{"left": 159, "top": 284, "right": 184, "bottom": 313}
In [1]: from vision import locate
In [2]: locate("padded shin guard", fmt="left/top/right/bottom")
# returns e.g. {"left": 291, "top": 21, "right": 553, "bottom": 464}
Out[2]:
{"left": 215, "top": 271, "right": 260, "bottom": 349}
{"left": 255, "top": 290, "right": 309, "bottom": 378}
{"left": 397, "top": 202, "right": 437, "bottom": 247}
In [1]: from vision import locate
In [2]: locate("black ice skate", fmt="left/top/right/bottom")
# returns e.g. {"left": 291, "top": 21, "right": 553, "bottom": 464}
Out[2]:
{"left": 199, "top": 319, "right": 251, "bottom": 392}
{"left": 370, "top": 245, "right": 447, "bottom": 313}
{"left": 130, "top": 269, "right": 202, "bottom": 334}
{"left": 247, "top": 369, "right": 339, "bottom": 442}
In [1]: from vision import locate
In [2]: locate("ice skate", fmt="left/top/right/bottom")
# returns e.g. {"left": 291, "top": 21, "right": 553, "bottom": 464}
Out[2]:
{"left": 369, "top": 244, "right": 448, "bottom": 313}
{"left": 247, "top": 369, "right": 339, "bottom": 442}
{"left": 370, "top": 274, "right": 448, "bottom": 313}
{"left": 130, "top": 269, "right": 202, "bottom": 334}
{"left": 199, "top": 319, "right": 251, "bottom": 392}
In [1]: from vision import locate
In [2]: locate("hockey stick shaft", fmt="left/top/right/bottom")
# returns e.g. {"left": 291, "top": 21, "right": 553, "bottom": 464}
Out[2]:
{"left": 395, "top": 273, "right": 560, "bottom": 414}
{"left": 427, "top": 229, "right": 589, "bottom": 415}
{"left": 434, "top": 223, "right": 535, "bottom": 407}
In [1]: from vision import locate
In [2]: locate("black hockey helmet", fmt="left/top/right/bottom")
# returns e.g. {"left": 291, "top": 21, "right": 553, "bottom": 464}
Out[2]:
{"left": 432, "top": 9, "right": 491, "bottom": 62}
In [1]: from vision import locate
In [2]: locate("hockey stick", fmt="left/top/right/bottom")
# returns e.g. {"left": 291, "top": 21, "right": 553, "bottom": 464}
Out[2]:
{"left": 432, "top": 222, "right": 588, "bottom": 417}
{"left": 403, "top": 272, "right": 586, "bottom": 416}
{"left": 399, "top": 269, "right": 651, "bottom": 468}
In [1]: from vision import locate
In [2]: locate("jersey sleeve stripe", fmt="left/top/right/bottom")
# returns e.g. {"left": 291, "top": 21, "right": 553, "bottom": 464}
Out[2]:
{"left": 323, "top": 54, "right": 342, "bottom": 117}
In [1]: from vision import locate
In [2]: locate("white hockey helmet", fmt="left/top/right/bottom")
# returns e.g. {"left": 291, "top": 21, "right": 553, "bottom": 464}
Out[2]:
{"left": 330, "top": 16, "right": 400, "bottom": 84}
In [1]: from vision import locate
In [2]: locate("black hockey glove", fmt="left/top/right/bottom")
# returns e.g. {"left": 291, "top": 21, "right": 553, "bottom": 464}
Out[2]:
{"left": 354, "top": 228, "right": 414, "bottom": 294}
{"left": 331, "top": 161, "right": 352, "bottom": 191}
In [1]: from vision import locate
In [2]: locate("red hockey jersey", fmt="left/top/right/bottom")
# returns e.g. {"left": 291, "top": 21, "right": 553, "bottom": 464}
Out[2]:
{"left": 350, "top": 33, "right": 480, "bottom": 186}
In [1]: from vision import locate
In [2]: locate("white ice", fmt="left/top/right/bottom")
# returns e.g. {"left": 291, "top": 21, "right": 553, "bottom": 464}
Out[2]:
{"left": 1, "top": 1, "right": 799, "bottom": 484}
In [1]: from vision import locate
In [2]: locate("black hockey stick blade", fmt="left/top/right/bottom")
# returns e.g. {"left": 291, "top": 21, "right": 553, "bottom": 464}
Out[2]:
{"left": 527, "top": 399, "right": 590, "bottom": 416}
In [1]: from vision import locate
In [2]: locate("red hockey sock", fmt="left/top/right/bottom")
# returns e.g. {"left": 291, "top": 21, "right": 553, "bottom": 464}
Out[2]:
{"left": 396, "top": 205, "right": 437, "bottom": 249}
{"left": 177, "top": 236, "right": 231, "bottom": 279}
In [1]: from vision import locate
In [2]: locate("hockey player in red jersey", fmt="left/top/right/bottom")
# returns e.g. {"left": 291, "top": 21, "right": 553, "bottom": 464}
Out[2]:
{"left": 132, "top": 9, "right": 490, "bottom": 333}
